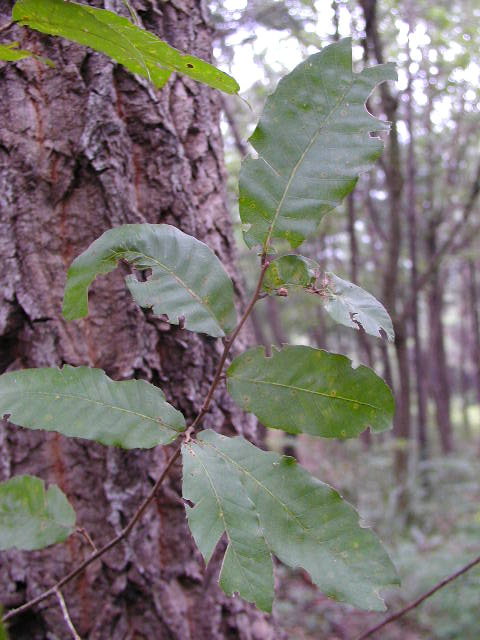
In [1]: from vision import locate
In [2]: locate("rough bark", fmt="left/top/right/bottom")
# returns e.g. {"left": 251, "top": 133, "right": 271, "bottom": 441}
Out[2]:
{"left": 0, "top": 2, "right": 277, "bottom": 639}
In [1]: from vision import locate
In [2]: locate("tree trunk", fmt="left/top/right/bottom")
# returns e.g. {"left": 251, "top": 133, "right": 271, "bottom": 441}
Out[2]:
{"left": 265, "top": 297, "right": 287, "bottom": 347}
{"left": 346, "top": 193, "right": 372, "bottom": 449}
{"left": 360, "top": 0, "right": 410, "bottom": 485}
{"left": 405, "top": 23, "right": 428, "bottom": 463}
{"left": 392, "top": 320, "right": 411, "bottom": 511}
{"left": 422, "top": 86, "right": 453, "bottom": 455}
{"left": 426, "top": 235, "right": 453, "bottom": 454}
{"left": 347, "top": 193, "right": 373, "bottom": 369}
{"left": 468, "top": 258, "right": 480, "bottom": 406}
{"left": 459, "top": 265, "right": 472, "bottom": 437}
{"left": 0, "top": 2, "right": 277, "bottom": 639}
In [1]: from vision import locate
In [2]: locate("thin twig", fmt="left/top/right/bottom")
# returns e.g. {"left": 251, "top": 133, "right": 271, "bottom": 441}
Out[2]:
{"left": 0, "top": 21, "right": 13, "bottom": 34}
{"left": 54, "top": 589, "right": 82, "bottom": 640}
{"left": 356, "top": 553, "right": 480, "bottom": 640}
{"left": 3, "top": 259, "right": 270, "bottom": 624}
{"left": 220, "top": 95, "right": 249, "bottom": 157}
{"left": 187, "top": 258, "right": 270, "bottom": 434}
{"left": 3, "top": 443, "right": 182, "bottom": 623}
{"left": 75, "top": 527, "right": 97, "bottom": 552}
{"left": 121, "top": 0, "right": 140, "bottom": 26}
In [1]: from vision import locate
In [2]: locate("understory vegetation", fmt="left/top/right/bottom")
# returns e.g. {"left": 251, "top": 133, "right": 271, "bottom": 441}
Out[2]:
{"left": 271, "top": 431, "right": 480, "bottom": 638}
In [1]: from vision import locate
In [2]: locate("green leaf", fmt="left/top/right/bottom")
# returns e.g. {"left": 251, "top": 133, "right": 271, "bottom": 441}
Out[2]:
{"left": 183, "top": 434, "right": 274, "bottom": 612}
{"left": 262, "top": 258, "right": 394, "bottom": 342}
{"left": 324, "top": 272, "right": 394, "bottom": 341}
{"left": 62, "top": 224, "right": 237, "bottom": 338}
{"left": 227, "top": 345, "right": 394, "bottom": 438}
{"left": 263, "top": 254, "right": 318, "bottom": 293}
{"left": 0, "top": 366, "right": 185, "bottom": 448}
{"left": 239, "top": 38, "right": 396, "bottom": 251}
{"left": 12, "top": 0, "right": 239, "bottom": 93}
{"left": 183, "top": 430, "right": 398, "bottom": 612}
{"left": 0, "top": 41, "right": 32, "bottom": 62}
{"left": 0, "top": 607, "right": 8, "bottom": 640}
{"left": 0, "top": 475, "right": 76, "bottom": 551}
{"left": 0, "top": 41, "right": 54, "bottom": 66}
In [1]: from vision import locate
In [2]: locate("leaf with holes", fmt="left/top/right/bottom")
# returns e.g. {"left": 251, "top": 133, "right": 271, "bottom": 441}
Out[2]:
{"left": 0, "top": 475, "right": 76, "bottom": 551}
{"left": 263, "top": 254, "right": 318, "bottom": 293}
{"left": 62, "top": 224, "right": 237, "bottom": 338}
{"left": 227, "top": 345, "right": 394, "bottom": 438}
{"left": 239, "top": 37, "right": 396, "bottom": 251}
{"left": 0, "top": 366, "right": 185, "bottom": 448}
{"left": 324, "top": 272, "right": 394, "bottom": 341}
{"left": 12, "top": 0, "right": 239, "bottom": 93}
{"left": 183, "top": 430, "right": 398, "bottom": 612}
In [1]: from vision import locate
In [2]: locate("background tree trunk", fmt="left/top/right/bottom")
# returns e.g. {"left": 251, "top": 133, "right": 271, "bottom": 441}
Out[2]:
{"left": 405, "top": 24, "right": 428, "bottom": 464}
{"left": 468, "top": 258, "right": 480, "bottom": 406}
{"left": 426, "top": 261, "right": 453, "bottom": 454}
{"left": 0, "top": 2, "right": 277, "bottom": 638}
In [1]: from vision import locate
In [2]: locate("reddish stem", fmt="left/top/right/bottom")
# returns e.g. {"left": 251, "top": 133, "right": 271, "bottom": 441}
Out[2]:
{"left": 356, "top": 553, "right": 480, "bottom": 640}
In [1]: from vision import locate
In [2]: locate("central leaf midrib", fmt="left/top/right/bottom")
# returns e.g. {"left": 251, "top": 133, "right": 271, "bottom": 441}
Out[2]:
{"left": 205, "top": 441, "right": 347, "bottom": 552}
{"left": 83, "top": 5, "right": 212, "bottom": 77}
{"left": 232, "top": 376, "right": 380, "bottom": 411}
{"left": 195, "top": 453, "right": 261, "bottom": 602}
{"left": 85, "top": 6, "right": 173, "bottom": 79}
{"left": 0, "top": 389, "right": 180, "bottom": 432}
{"left": 263, "top": 75, "right": 356, "bottom": 250}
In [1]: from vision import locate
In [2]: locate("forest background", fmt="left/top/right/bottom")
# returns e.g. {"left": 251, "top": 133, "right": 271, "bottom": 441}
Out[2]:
{"left": 215, "top": 0, "right": 480, "bottom": 638}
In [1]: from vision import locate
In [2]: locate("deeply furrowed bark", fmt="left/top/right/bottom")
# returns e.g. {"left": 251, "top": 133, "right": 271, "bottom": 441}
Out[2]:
{"left": 0, "top": 2, "right": 277, "bottom": 638}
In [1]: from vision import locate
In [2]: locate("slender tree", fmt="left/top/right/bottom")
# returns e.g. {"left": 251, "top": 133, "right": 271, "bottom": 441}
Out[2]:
{"left": 405, "top": 3, "right": 428, "bottom": 461}
{"left": 359, "top": 0, "right": 411, "bottom": 490}
{"left": 468, "top": 258, "right": 480, "bottom": 406}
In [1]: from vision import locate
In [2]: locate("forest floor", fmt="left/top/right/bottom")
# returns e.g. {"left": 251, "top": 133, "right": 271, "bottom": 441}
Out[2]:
{"left": 270, "top": 427, "right": 480, "bottom": 640}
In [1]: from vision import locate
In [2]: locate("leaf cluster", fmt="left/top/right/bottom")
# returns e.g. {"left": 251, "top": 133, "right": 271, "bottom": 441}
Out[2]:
{"left": 0, "top": 6, "right": 399, "bottom": 621}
